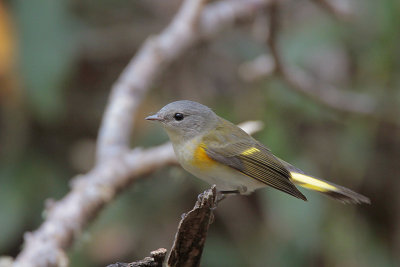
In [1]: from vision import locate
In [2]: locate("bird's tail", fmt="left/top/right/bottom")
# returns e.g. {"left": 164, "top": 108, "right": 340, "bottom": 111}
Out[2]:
{"left": 290, "top": 172, "right": 370, "bottom": 204}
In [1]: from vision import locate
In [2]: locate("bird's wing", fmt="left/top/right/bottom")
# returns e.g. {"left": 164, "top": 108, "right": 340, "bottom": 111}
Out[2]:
{"left": 202, "top": 119, "right": 307, "bottom": 201}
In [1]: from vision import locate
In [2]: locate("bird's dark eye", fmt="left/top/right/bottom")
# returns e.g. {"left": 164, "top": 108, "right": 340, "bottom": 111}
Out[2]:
{"left": 173, "top": 113, "right": 184, "bottom": 121}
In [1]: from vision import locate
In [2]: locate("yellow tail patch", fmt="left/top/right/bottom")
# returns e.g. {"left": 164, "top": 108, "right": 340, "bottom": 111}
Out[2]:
{"left": 290, "top": 172, "right": 337, "bottom": 192}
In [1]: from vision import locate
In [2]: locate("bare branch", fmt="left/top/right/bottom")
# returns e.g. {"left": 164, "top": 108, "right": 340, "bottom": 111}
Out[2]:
{"left": 238, "top": 120, "right": 264, "bottom": 134}
{"left": 239, "top": 0, "right": 377, "bottom": 116}
{"left": 199, "top": 0, "right": 271, "bottom": 38}
{"left": 167, "top": 186, "right": 217, "bottom": 267}
{"left": 0, "top": 257, "right": 15, "bottom": 267}
{"left": 239, "top": 55, "right": 377, "bottom": 114}
{"left": 14, "top": 144, "right": 175, "bottom": 267}
{"left": 278, "top": 64, "right": 377, "bottom": 115}
{"left": 107, "top": 248, "right": 167, "bottom": 267}
{"left": 238, "top": 54, "right": 275, "bottom": 81}
{"left": 269, "top": 1, "right": 376, "bottom": 115}
{"left": 266, "top": 0, "right": 281, "bottom": 74}
{"left": 106, "top": 187, "right": 221, "bottom": 267}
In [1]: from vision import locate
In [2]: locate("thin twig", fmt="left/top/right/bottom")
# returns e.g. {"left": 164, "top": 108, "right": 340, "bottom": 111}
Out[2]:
{"left": 239, "top": 0, "right": 377, "bottom": 116}
{"left": 267, "top": 1, "right": 376, "bottom": 115}
{"left": 107, "top": 248, "right": 167, "bottom": 267}
{"left": 266, "top": 0, "right": 281, "bottom": 74}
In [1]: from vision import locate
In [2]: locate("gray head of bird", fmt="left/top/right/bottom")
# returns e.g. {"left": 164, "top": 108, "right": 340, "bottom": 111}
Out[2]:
{"left": 145, "top": 100, "right": 219, "bottom": 142}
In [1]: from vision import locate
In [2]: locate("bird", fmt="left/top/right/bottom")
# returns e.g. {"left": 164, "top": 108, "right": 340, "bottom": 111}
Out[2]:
{"left": 146, "top": 100, "right": 370, "bottom": 204}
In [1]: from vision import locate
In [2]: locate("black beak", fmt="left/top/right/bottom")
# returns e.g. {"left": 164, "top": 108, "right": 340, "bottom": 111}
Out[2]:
{"left": 145, "top": 114, "right": 162, "bottom": 121}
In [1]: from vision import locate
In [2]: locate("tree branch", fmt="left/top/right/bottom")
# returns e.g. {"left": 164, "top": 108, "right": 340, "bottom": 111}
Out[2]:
{"left": 13, "top": 143, "right": 176, "bottom": 267}
{"left": 267, "top": 1, "right": 375, "bottom": 115}
{"left": 239, "top": 0, "right": 378, "bottom": 116}
{"left": 167, "top": 186, "right": 218, "bottom": 267}
{"left": 106, "top": 186, "right": 220, "bottom": 267}
{"left": 107, "top": 248, "right": 167, "bottom": 267}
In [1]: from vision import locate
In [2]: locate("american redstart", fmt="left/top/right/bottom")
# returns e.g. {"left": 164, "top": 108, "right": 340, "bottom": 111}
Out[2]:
{"left": 146, "top": 100, "right": 370, "bottom": 204}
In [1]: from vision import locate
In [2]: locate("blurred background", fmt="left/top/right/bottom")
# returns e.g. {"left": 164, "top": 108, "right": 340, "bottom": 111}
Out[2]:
{"left": 0, "top": 0, "right": 399, "bottom": 266}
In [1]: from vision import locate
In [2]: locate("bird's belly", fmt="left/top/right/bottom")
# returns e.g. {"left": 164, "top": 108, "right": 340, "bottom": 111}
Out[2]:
{"left": 182, "top": 161, "right": 265, "bottom": 194}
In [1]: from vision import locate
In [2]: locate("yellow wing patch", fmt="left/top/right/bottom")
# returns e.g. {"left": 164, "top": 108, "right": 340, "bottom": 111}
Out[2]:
{"left": 290, "top": 172, "right": 337, "bottom": 192}
{"left": 241, "top": 147, "right": 260, "bottom": 156}
{"left": 192, "top": 143, "right": 218, "bottom": 170}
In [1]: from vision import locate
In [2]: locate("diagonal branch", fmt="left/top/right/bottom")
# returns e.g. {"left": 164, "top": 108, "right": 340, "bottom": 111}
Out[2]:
{"left": 96, "top": 0, "right": 271, "bottom": 162}
{"left": 14, "top": 143, "right": 176, "bottom": 267}
{"left": 107, "top": 248, "right": 167, "bottom": 267}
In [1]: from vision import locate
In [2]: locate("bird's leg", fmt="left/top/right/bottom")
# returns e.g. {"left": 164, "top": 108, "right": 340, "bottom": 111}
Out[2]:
{"left": 216, "top": 190, "right": 240, "bottom": 203}
{"left": 220, "top": 190, "right": 241, "bottom": 194}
